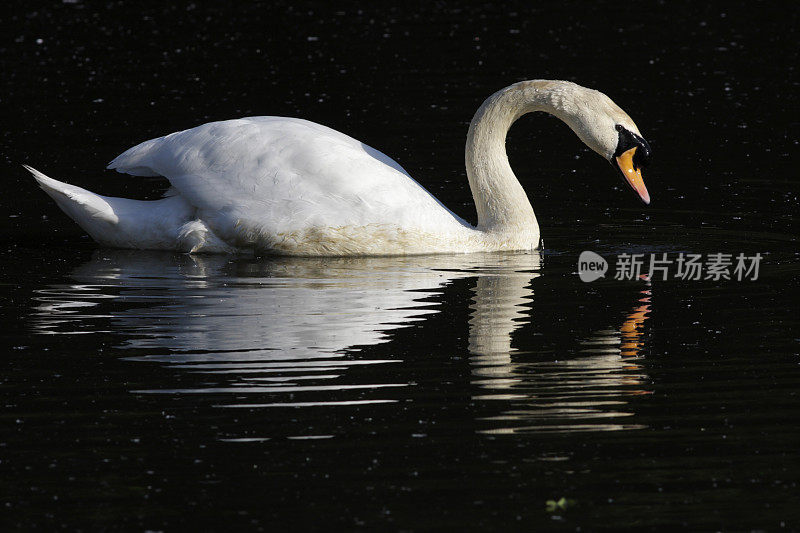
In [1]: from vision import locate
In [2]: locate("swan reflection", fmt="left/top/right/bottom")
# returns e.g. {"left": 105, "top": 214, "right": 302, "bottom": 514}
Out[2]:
{"left": 472, "top": 281, "right": 653, "bottom": 434}
{"left": 32, "top": 251, "right": 540, "bottom": 404}
{"left": 32, "top": 249, "right": 651, "bottom": 433}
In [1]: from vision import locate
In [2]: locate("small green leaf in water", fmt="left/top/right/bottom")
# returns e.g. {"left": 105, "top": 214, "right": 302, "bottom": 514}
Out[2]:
{"left": 545, "top": 497, "right": 573, "bottom": 512}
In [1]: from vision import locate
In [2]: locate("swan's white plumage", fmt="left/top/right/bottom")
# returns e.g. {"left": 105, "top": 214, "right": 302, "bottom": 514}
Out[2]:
{"left": 103, "top": 117, "right": 475, "bottom": 254}
{"left": 28, "top": 80, "right": 646, "bottom": 255}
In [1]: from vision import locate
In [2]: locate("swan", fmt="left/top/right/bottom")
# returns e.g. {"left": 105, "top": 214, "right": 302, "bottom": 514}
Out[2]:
{"left": 26, "top": 80, "right": 651, "bottom": 256}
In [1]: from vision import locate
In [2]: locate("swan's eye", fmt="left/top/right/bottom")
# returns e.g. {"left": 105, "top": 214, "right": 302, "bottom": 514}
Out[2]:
{"left": 613, "top": 127, "right": 637, "bottom": 158}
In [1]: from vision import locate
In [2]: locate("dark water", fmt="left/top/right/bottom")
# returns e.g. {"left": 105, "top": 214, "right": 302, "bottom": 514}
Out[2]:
{"left": 1, "top": 2, "right": 799, "bottom": 530}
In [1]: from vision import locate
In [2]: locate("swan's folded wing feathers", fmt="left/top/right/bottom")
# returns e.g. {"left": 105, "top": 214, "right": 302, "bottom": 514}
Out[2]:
{"left": 107, "top": 117, "right": 468, "bottom": 243}
{"left": 107, "top": 136, "right": 165, "bottom": 177}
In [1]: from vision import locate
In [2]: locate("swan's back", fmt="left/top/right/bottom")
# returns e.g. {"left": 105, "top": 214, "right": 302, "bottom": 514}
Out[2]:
{"left": 107, "top": 117, "right": 469, "bottom": 253}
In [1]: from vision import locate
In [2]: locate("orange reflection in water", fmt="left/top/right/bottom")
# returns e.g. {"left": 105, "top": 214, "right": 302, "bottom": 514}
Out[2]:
{"left": 620, "top": 284, "right": 652, "bottom": 358}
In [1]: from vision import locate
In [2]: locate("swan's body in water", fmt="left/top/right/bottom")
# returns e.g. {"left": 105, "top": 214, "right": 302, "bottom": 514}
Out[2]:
{"left": 27, "top": 80, "right": 652, "bottom": 256}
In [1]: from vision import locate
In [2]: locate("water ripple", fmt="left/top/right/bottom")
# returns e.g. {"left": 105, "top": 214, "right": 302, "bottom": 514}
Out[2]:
{"left": 30, "top": 249, "right": 655, "bottom": 434}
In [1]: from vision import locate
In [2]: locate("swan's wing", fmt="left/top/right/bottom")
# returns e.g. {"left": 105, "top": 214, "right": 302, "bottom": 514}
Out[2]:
{"left": 108, "top": 117, "right": 467, "bottom": 241}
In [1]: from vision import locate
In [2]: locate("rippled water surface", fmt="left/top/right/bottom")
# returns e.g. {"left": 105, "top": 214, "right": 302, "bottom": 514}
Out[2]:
{"left": 5, "top": 231, "right": 798, "bottom": 529}
{"left": 2, "top": 2, "right": 799, "bottom": 530}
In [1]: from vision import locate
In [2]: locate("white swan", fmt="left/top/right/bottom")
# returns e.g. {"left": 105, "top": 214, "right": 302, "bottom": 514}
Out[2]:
{"left": 26, "top": 80, "right": 651, "bottom": 256}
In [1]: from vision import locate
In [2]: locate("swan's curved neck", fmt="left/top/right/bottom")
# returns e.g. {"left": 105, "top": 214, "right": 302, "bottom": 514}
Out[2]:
{"left": 465, "top": 80, "right": 584, "bottom": 237}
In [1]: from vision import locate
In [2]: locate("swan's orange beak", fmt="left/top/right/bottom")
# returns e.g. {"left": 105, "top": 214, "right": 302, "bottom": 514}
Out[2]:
{"left": 616, "top": 147, "right": 650, "bottom": 205}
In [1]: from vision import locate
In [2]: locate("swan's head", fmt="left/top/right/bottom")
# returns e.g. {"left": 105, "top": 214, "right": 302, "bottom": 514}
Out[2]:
{"left": 565, "top": 88, "right": 652, "bottom": 205}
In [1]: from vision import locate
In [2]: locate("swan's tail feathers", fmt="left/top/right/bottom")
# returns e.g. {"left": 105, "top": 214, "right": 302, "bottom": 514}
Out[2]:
{"left": 25, "top": 165, "right": 198, "bottom": 251}
{"left": 26, "top": 164, "right": 121, "bottom": 229}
